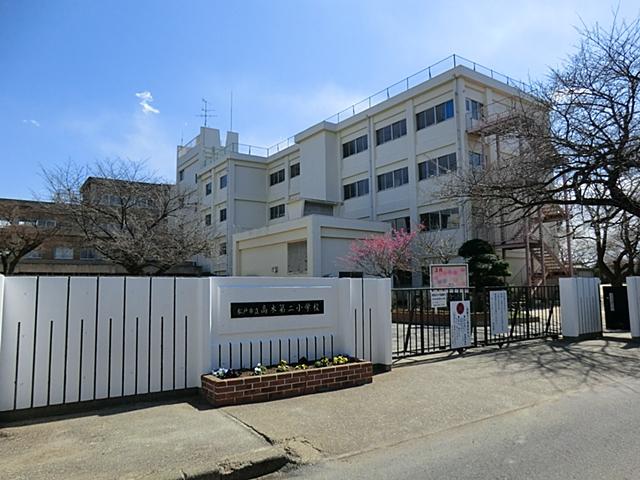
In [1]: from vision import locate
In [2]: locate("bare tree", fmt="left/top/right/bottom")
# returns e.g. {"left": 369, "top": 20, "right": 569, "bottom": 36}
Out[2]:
{"left": 43, "top": 159, "right": 213, "bottom": 275}
{"left": 0, "top": 201, "right": 60, "bottom": 275}
{"left": 574, "top": 206, "right": 640, "bottom": 285}
{"left": 444, "top": 15, "right": 640, "bottom": 222}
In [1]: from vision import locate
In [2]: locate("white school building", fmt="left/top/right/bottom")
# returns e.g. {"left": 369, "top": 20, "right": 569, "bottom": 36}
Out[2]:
{"left": 175, "top": 55, "right": 570, "bottom": 286}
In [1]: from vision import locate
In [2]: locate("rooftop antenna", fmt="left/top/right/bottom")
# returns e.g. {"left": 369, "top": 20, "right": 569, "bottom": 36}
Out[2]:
{"left": 196, "top": 98, "right": 216, "bottom": 127}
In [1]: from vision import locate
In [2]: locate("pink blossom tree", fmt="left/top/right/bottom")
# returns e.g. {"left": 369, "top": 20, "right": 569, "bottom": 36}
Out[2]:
{"left": 342, "top": 228, "right": 418, "bottom": 278}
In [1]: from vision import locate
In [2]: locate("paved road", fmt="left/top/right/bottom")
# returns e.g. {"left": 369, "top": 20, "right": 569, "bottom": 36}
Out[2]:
{"left": 274, "top": 377, "right": 640, "bottom": 479}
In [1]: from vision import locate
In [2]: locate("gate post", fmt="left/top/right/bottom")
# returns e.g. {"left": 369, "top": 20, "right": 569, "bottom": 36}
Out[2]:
{"left": 627, "top": 277, "right": 640, "bottom": 341}
{"left": 0, "top": 275, "right": 4, "bottom": 352}
{"left": 559, "top": 278, "right": 602, "bottom": 340}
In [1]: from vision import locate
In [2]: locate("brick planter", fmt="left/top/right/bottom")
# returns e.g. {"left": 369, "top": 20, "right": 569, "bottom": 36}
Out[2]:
{"left": 201, "top": 361, "right": 373, "bottom": 407}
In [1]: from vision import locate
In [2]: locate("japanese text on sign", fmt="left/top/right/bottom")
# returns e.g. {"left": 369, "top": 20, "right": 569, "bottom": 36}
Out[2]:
{"left": 230, "top": 300, "right": 324, "bottom": 318}
{"left": 430, "top": 264, "right": 469, "bottom": 288}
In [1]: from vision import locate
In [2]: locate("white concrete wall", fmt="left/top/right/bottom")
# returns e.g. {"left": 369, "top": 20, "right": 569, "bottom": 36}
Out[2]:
{"left": 0, "top": 275, "right": 392, "bottom": 412}
{"left": 559, "top": 277, "right": 602, "bottom": 339}
{"left": 627, "top": 277, "right": 640, "bottom": 339}
{"left": 0, "top": 276, "right": 206, "bottom": 412}
{"left": 0, "top": 275, "right": 4, "bottom": 358}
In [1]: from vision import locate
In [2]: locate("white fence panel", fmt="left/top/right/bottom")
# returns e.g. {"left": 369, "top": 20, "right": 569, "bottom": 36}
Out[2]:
{"left": 0, "top": 278, "right": 32, "bottom": 410}
{"left": 67, "top": 277, "right": 98, "bottom": 403}
{"left": 175, "top": 278, "right": 202, "bottom": 388}
{"left": 32, "top": 277, "right": 68, "bottom": 407}
{"left": 559, "top": 277, "right": 602, "bottom": 339}
{"left": 628, "top": 277, "right": 640, "bottom": 339}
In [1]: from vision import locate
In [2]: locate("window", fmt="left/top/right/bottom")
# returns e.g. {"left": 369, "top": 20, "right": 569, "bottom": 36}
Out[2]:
{"left": 205, "top": 214, "right": 212, "bottom": 226}
{"left": 343, "top": 179, "right": 369, "bottom": 200}
{"left": 269, "top": 169, "right": 285, "bottom": 186}
{"left": 416, "top": 99, "right": 454, "bottom": 130}
{"left": 419, "top": 208, "right": 460, "bottom": 231}
{"left": 290, "top": 163, "right": 300, "bottom": 178}
{"left": 195, "top": 173, "right": 198, "bottom": 183}
{"left": 269, "top": 204, "right": 285, "bottom": 219}
{"left": 469, "top": 151, "right": 485, "bottom": 168}
{"left": 418, "top": 153, "right": 457, "bottom": 180}
{"left": 466, "top": 99, "right": 484, "bottom": 120}
{"left": 303, "top": 201, "right": 333, "bottom": 216}
{"left": 205, "top": 182, "right": 212, "bottom": 195}
{"left": 219, "top": 174, "right": 227, "bottom": 189}
{"left": 54, "top": 246, "right": 74, "bottom": 260}
{"left": 36, "top": 219, "right": 57, "bottom": 228}
{"left": 375, "top": 119, "right": 407, "bottom": 146}
{"left": 219, "top": 242, "right": 227, "bottom": 255}
{"left": 389, "top": 216, "right": 411, "bottom": 232}
{"left": 342, "top": 134, "right": 368, "bottom": 158}
{"left": 25, "top": 249, "right": 42, "bottom": 259}
{"left": 219, "top": 209, "right": 227, "bottom": 222}
{"left": 179, "top": 169, "right": 184, "bottom": 181}
{"left": 80, "top": 248, "right": 98, "bottom": 260}
{"left": 377, "top": 167, "right": 409, "bottom": 191}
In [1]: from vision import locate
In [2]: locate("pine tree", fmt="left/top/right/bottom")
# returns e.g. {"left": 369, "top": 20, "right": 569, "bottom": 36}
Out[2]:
{"left": 458, "top": 239, "right": 510, "bottom": 289}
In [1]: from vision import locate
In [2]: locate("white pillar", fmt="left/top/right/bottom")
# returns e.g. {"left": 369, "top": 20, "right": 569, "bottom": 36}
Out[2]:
{"left": 559, "top": 277, "right": 602, "bottom": 339}
{"left": 370, "top": 278, "right": 392, "bottom": 368}
{"left": 627, "top": 277, "right": 640, "bottom": 340}
{"left": 0, "top": 275, "right": 4, "bottom": 355}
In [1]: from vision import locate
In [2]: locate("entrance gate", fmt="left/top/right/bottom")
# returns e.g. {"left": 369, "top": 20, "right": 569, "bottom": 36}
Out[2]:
{"left": 392, "top": 286, "right": 561, "bottom": 359}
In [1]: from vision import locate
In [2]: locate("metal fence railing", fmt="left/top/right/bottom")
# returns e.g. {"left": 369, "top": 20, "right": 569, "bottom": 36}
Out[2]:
{"left": 392, "top": 285, "right": 561, "bottom": 359}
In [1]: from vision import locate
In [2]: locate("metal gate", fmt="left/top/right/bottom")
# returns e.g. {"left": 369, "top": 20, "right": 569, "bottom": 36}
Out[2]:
{"left": 392, "top": 286, "right": 561, "bottom": 359}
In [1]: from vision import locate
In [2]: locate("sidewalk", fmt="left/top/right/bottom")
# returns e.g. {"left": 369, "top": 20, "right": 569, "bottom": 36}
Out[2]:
{"left": 224, "top": 337, "right": 640, "bottom": 458}
{"left": 0, "top": 399, "right": 277, "bottom": 480}
{"left": 2, "top": 338, "right": 639, "bottom": 478}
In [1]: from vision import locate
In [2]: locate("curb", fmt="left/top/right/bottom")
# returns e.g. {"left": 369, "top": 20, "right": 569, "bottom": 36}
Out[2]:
{"left": 175, "top": 447, "right": 291, "bottom": 480}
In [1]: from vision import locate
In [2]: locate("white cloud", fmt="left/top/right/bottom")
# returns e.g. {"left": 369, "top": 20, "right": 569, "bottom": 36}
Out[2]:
{"left": 135, "top": 91, "right": 160, "bottom": 114}
{"left": 22, "top": 119, "right": 40, "bottom": 127}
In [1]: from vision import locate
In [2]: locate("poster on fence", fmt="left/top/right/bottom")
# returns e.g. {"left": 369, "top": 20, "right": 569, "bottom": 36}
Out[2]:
{"left": 430, "top": 289, "right": 448, "bottom": 308}
{"left": 489, "top": 290, "right": 509, "bottom": 335}
{"left": 430, "top": 264, "right": 469, "bottom": 289}
{"left": 450, "top": 300, "right": 471, "bottom": 349}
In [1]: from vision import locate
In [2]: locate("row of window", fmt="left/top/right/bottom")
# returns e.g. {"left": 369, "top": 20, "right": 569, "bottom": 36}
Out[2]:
{"left": 343, "top": 179, "right": 370, "bottom": 200}
{"left": 205, "top": 208, "right": 227, "bottom": 226}
{"left": 205, "top": 174, "right": 227, "bottom": 196}
{"left": 376, "top": 119, "right": 407, "bottom": 146}
{"left": 269, "top": 204, "right": 285, "bottom": 219}
{"left": 269, "top": 163, "right": 300, "bottom": 186}
{"left": 385, "top": 209, "right": 460, "bottom": 232}
{"left": 344, "top": 151, "right": 483, "bottom": 200}
{"left": 416, "top": 99, "right": 455, "bottom": 130}
{"left": 384, "top": 209, "right": 460, "bottom": 232}
{"left": 418, "top": 153, "right": 457, "bottom": 180}
{"left": 378, "top": 166, "right": 409, "bottom": 191}
{"left": 341, "top": 98, "right": 455, "bottom": 153}
{"left": 342, "top": 135, "right": 368, "bottom": 158}
{"left": 25, "top": 247, "right": 99, "bottom": 261}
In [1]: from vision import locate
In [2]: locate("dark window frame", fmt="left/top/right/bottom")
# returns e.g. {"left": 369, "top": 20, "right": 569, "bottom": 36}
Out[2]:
{"left": 290, "top": 163, "right": 300, "bottom": 178}
{"left": 377, "top": 166, "right": 409, "bottom": 191}
{"left": 375, "top": 119, "right": 407, "bottom": 146}
{"left": 269, "top": 169, "right": 286, "bottom": 186}
{"left": 269, "top": 204, "right": 285, "bottom": 219}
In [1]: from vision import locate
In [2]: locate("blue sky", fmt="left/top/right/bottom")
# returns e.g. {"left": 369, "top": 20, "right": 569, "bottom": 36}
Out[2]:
{"left": 1, "top": 0, "right": 638, "bottom": 200}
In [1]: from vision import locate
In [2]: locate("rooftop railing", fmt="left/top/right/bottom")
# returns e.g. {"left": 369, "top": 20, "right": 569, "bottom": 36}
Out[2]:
{"left": 194, "top": 54, "right": 530, "bottom": 160}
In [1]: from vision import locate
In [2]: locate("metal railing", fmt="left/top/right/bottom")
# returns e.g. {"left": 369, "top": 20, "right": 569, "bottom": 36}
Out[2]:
{"left": 213, "top": 334, "right": 335, "bottom": 371}
{"left": 391, "top": 285, "right": 561, "bottom": 359}
{"left": 193, "top": 54, "right": 530, "bottom": 161}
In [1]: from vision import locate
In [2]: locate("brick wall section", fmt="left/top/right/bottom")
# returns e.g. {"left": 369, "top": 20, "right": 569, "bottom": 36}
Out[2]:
{"left": 201, "top": 361, "right": 373, "bottom": 407}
